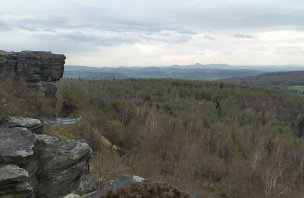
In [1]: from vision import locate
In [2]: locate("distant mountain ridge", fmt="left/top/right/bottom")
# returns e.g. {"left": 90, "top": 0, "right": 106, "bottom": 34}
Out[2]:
{"left": 63, "top": 64, "right": 304, "bottom": 81}
{"left": 64, "top": 64, "right": 265, "bottom": 80}
{"left": 221, "top": 70, "right": 304, "bottom": 86}
{"left": 66, "top": 63, "right": 304, "bottom": 71}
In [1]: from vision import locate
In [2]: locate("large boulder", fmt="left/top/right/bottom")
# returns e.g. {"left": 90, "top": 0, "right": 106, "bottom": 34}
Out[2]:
{"left": 0, "top": 164, "right": 33, "bottom": 198}
{"left": 77, "top": 173, "right": 102, "bottom": 198}
{"left": 0, "top": 50, "right": 65, "bottom": 116}
{"left": 0, "top": 128, "right": 36, "bottom": 165}
{"left": 0, "top": 50, "right": 65, "bottom": 82}
{"left": 0, "top": 117, "right": 102, "bottom": 198}
{"left": 35, "top": 134, "right": 93, "bottom": 198}
{"left": 1, "top": 116, "right": 44, "bottom": 134}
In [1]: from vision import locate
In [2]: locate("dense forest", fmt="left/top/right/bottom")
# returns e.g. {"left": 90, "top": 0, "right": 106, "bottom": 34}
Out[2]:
{"left": 1, "top": 78, "right": 304, "bottom": 197}
{"left": 221, "top": 71, "right": 304, "bottom": 87}
{"left": 64, "top": 65, "right": 263, "bottom": 80}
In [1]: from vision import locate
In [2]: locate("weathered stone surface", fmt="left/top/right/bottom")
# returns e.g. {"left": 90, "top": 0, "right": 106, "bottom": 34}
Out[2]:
{"left": 35, "top": 134, "right": 61, "bottom": 144}
{"left": 0, "top": 164, "right": 33, "bottom": 198}
{"left": 0, "top": 50, "right": 65, "bottom": 116}
{"left": 37, "top": 138, "right": 91, "bottom": 172}
{"left": 0, "top": 117, "right": 101, "bottom": 198}
{"left": 64, "top": 194, "right": 81, "bottom": 198}
{"left": 0, "top": 164, "right": 29, "bottom": 183}
{"left": 35, "top": 134, "right": 93, "bottom": 198}
{"left": 0, "top": 128, "right": 36, "bottom": 165}
{"left": 7, "top": 116, "right": 41, "bottom": 128}
{"left": 0, "top": 113, "right": 191, "bottom": 198}
{"left": 5, "top": 116, "right": 43, "bottom": 134}
{"left": 0, "top": 50, "right": 65, "bottom": 82}
{"left": 0, "top": 181, "right": 33, "bottom": 198}
{"left": 108, "top": 175, "right": 146, "bottom": 191}
{"left": 76, "top": 173, "right": 102, "bottom": 198}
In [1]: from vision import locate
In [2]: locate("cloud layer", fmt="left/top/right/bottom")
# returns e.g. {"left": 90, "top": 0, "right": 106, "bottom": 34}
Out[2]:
{"left": 1, "top": 0, "right": 304, "bottom": 66}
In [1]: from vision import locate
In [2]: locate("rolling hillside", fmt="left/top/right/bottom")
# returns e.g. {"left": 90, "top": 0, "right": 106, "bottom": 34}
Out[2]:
{"left": 221, "top": 71, "right": 304, "bottom": 86}
{"left": 64, "top": 65, "right": 264, "bottom": 80}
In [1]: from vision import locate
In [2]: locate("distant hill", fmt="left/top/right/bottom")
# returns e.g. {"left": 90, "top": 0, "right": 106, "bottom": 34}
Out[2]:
{"left": 63, "top": 65, "right": 264, "bottom": 80}
{"left": 64, "top": 71, "right": 127, "bottom": 80}
{"left": 221, "top": 71, "right": 304, "bottom": 86}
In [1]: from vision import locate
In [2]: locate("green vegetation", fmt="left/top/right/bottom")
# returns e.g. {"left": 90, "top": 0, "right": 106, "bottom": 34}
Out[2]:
{"left": 290, "top": 85, "right": 304, "bottom": 91}
{"left": 53, "top": 78, "right": 304, "bottom": 198}
{"left": 221, "top": 71, "right": 304, "bottom": 87}
{"left": 0, "top": 78, "right": 54, "bottom": 120}
{"left": 287, "top": 86, "right": 304, "bottom": 96}
{"left": 289, "top": 85, "right": 304, "bottom": 92}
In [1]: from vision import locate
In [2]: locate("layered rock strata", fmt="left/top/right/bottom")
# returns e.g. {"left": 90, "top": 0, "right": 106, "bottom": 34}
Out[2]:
{"left": 0, "top": 116, "right": 44, "bottom": 134}
{"left": 0, "top": 51, "right": 65, "bottom": 82}
{"left": 0, "top": 164, "right": 32, "bottom": 198}
{"left": 0, "top": 117, "right": 101, "bottom": 198}
{"left": 0, "top": 51, "right": 65, "bottom": 115}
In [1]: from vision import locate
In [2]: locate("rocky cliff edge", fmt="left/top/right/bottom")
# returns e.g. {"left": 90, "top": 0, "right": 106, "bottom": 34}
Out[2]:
{"left": 0, "top": 117, "right": 101, "bottom": 198}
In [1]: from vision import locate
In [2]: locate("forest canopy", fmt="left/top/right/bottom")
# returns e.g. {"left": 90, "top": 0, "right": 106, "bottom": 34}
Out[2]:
{"left": 51, "top": 78, "right": 304, "bottom": 197}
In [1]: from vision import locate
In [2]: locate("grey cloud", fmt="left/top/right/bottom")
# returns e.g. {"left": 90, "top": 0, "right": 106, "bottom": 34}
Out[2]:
{"left": 0, "top": 21, "right": 11, "bottom": 31}
{"left": 232, "top": 34, "right": 256, "bottom": 39}
{"left": 19, "top": 25, "right": 38, "bottom": 32}
{"left": 0, "top": 13, "right": 196, "bottom": 46}
{"left": 42, "top": 28, "right": 56, "bottom": 33}
{"left": 0, "top": 15, "right": 68, "bottom": 31}
{"left": 170, "top": 3, "right": 304, "bottom": 31}
{"left": 59, "top": 29, "right": 194, "bottom": 47}
{"left": 60, "top": 31, "right": 138, "bottom": 46}
{"left": 205, "top": 35, "right": 215, "bottom": 40}
{"left": 1, "top": 0, "right": 304, "bottom": 64}
{"left": 274, "top": 46, "right": 304, "bottom": 54}
{"left": 1, "top": 1, "right": 304, "bottom": 41}
{"left": 2, "top": 1, "right": 304, "bottom": 33}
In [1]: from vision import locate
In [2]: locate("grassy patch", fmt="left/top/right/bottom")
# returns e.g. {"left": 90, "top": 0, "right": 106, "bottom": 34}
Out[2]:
{"left": 46, "top": 120, "right": 120, "bottom": 152}
{"left": 46, "top": 122, "right": 84, "bottom": 140}
{"left": 288, "top": 86, "right": 304, "bottom": 96}
{"left": 289, "top": 85, "right": 304, "bottom": 91}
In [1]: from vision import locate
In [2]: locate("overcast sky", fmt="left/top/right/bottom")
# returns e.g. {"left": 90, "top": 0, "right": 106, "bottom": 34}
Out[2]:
{"left": 1, "top": 0, "right": 304, "bottom": 66}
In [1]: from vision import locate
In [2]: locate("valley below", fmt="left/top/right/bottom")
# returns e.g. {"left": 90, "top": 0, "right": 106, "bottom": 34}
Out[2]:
{"left": 1, "top": 51, "right": 304, "bottom": 197}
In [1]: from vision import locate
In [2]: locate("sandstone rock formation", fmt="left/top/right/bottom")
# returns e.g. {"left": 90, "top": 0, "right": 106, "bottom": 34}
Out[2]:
{"left": 0, "top": 51, "right": 65, "bottom": 82}
{"left": 0, "top": 116, "right": 44, "bottom": 134}
{"left": 0, "top": 117, "right": 101, "bottom": 198}
{"left": 0, "top": 128, "right": 36, "bottom": 165}
{"left": 0, "top": 164, "right": 33, "bottom": 198}
{"left": 64, "top": 194, "right": 81, "bottom": 198}
{"left": 0, "top": 50, "right": 65, "bottom": 115}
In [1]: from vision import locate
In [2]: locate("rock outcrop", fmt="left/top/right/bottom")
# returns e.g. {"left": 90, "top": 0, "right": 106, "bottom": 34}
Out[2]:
{"left": 35, "top": 134, "right": 95, "bottom": 197}
{"left": 0, "top": 164, "right": 33, "bottom": 198}
{"left": 0, "top": 117, "right": 101, "bottom": 198}
{"left": 0, "top": 128, "right": 36, "bottom": 165}
{"left": 0, "top": 117, "right": 191, "bottom": 198}
{"left": 0, "top": 116, "right": 44, "bottom": 134}
{"left": 0, "top": 50, "right": 65, "bottom": 115}
{"left": 0, "top": 51, "right": 65, "bottom": 82}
